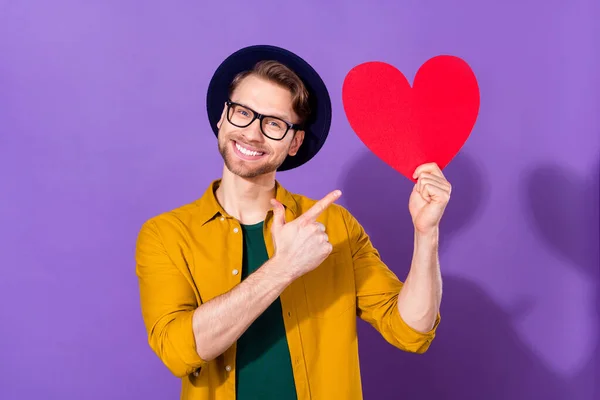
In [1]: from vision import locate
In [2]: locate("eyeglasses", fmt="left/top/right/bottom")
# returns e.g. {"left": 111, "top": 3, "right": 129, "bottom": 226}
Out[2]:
{"left": 225, "top": 100, "right": 303, "bottom": 141}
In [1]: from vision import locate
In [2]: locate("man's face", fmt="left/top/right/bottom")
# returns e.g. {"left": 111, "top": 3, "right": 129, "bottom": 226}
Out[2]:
{"left": 216, "top": 74, "right": 304, "bottom": 178}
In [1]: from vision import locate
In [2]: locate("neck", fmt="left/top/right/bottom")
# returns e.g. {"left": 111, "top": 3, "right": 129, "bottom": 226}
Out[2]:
{"left": 215, "top": 165, "right": 277, "bottom": 225}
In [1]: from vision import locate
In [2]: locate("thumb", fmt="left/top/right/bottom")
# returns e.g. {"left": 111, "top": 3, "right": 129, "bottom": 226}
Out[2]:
{"left": 270, "top": 199, "right": 286, "bottom": 231}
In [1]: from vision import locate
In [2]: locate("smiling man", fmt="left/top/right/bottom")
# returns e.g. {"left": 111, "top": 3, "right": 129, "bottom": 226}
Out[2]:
{"left": 135, "top": 45, "right": 450, "bottom": 400}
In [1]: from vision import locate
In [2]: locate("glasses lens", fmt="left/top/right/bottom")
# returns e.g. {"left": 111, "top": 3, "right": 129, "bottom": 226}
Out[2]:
{"left": 228, "top": 103, "right": 254, "bottom": 127}
{"left": 261, "top": 117, "right": 288, "bottom": 139}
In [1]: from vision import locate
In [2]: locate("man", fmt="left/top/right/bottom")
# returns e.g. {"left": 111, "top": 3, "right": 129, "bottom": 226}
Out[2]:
{"left": 136, "top": 45, "right": 450, "bottom": 400}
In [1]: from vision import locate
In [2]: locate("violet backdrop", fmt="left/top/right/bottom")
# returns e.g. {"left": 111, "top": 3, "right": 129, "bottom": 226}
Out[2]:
{"left": 1, "top": 1, "right": 598, "bottom": 399}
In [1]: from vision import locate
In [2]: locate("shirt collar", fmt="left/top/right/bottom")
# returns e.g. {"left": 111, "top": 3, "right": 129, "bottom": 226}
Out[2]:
{"left": 195, "top": 179, "right": 299, "bottom": 225}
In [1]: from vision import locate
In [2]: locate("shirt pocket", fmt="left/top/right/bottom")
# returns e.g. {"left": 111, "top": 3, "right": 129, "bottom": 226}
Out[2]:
{"left": 302, "top": 249, "right": 356, "bottom": 319}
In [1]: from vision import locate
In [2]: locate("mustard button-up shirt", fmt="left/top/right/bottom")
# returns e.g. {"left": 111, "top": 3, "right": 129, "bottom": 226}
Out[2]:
{"left": 135, "top": 179, "right": 440, "bottom": 400}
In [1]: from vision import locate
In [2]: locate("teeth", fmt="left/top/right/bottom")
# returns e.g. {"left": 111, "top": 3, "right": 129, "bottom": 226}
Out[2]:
{"left": 236, "top": 142, "right": 263, "bottom": 157}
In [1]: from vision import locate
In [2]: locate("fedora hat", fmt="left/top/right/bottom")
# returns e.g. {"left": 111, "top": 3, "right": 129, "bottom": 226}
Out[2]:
{"left": 206, "top": 44, "right": 332, "bottom": 171}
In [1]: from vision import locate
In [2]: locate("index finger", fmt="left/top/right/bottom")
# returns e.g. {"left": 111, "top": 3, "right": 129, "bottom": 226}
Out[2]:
{"left": 300, "top": 190, "right": 342, "bottom": 222}
{"left": 413, "top": 162, "right": 445, "bottom": 179}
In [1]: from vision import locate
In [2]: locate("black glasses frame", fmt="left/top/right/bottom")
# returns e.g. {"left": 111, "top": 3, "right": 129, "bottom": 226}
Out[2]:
{"left": 225, "top": 100, "right": 303, "bottom": 141}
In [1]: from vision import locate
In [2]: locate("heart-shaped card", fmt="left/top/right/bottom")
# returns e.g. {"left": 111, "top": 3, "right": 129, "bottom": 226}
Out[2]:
{"left": 342, "top": 55, "right": 480, "bottom": 181}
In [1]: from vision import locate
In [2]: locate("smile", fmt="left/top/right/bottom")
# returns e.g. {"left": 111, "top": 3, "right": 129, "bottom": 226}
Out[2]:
{"left": 233, "top": 141, "right": 266, "bottom": 160}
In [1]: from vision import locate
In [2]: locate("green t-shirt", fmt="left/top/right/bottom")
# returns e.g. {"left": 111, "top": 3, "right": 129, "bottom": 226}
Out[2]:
{"left": 235, "top": 221, "right": 298, "bottom": 400}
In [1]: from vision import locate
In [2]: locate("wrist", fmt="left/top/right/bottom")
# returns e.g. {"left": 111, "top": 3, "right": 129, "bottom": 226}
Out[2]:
{"left": 414, "top": 227, "right": 439, "bottom": 247}
{"left": 263, "top": 254, "right": 296, "bottom": 285}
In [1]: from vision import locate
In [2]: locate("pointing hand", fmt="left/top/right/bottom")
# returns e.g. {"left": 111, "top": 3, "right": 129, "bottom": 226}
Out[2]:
{"left": 270, "top": 190, "right": 342, "bottom": 279}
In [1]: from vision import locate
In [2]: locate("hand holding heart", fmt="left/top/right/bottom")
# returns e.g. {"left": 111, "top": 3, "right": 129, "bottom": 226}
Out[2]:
{"left": 342, "top": 55, "right": 479, "bottom": 183}
{"left": 341, "top": 55, "right": 475, "bottom": 234}
{"left": 270, "top": 190, "right": 342, "bottom": 279}
{"left": 409, "top": 162, "right": 452, "bottom": 234}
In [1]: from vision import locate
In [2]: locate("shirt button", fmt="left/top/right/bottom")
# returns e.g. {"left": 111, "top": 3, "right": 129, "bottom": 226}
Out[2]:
{"left": 232, "top": 269, "right": 239, "bottom": 275}
{"left": 220, "top": 217, "right": 225, "bottom": 221}
{"left": 225, "top": 365, "right": 232, "bottom": 372}
{"left": 193, "top": 370, "right": 199, "bottom": 377}
{"left": 233, "top": 228, "right": 239, "bottom": 233}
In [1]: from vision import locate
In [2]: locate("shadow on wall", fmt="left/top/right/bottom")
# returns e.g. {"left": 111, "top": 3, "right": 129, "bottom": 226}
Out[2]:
{"left": 340, "top": 150, "right": 566, "bottom": 400}
{"left": 523, "top": 158, "right": 600, "bottom": 400}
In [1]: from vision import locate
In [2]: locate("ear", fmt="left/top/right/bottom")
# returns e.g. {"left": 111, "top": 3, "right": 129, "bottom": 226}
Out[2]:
{"left": 217, "top": 102, "right": 227, "bottom": 129}
{"left": 288, "top": 130, "right": 305, "bottom": 156}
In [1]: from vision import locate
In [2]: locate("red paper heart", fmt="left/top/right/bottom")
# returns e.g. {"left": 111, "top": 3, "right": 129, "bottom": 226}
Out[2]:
{"left": 342, "top": 55, "right": 480, "bottom": 181}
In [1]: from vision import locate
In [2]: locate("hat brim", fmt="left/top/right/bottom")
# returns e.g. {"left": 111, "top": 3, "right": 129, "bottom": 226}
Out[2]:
{"left": 206, "top": 45, "right": 332, "bottom": 171}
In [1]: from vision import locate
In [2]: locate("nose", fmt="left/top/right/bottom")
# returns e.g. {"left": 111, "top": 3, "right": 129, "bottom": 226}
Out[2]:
{"left": 242, "top": 118, "right": 264, "bottom": 142}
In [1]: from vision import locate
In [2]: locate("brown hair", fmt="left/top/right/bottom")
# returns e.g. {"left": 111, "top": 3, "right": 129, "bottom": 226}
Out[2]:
{"left": 228, "top": 60, "right": 310, "bottom": 124}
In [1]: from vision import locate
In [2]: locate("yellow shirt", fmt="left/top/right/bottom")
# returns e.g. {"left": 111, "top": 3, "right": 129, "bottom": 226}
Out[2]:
{"left": 135, "top": 179, "right": 440, "bottom": 400}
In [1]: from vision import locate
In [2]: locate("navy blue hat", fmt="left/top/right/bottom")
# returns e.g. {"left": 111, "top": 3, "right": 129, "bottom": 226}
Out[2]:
{"left": 206, "top": 45, "right": 332, "bottom": 171}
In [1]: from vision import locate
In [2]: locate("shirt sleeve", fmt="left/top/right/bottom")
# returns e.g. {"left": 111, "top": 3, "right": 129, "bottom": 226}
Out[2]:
{"left": 135, "top": 218, "right": 206, "bottom": 377}
{"left": 339, "top": 206, "right": 441, "bottom": 353}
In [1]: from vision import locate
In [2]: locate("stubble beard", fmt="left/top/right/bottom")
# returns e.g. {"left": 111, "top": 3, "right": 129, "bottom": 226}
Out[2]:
{"left": 218, "top": 138, "right": 285, "bottom": 178}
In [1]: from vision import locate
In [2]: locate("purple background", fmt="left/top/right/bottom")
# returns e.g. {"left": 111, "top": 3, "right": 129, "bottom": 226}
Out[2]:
{"left": 1, "top": 1, "right": 598, "bottom": 399}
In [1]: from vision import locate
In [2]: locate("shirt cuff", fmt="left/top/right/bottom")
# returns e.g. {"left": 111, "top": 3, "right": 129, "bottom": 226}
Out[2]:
{"left": 388, "top": 308, "right": 440, "bottom": 353}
